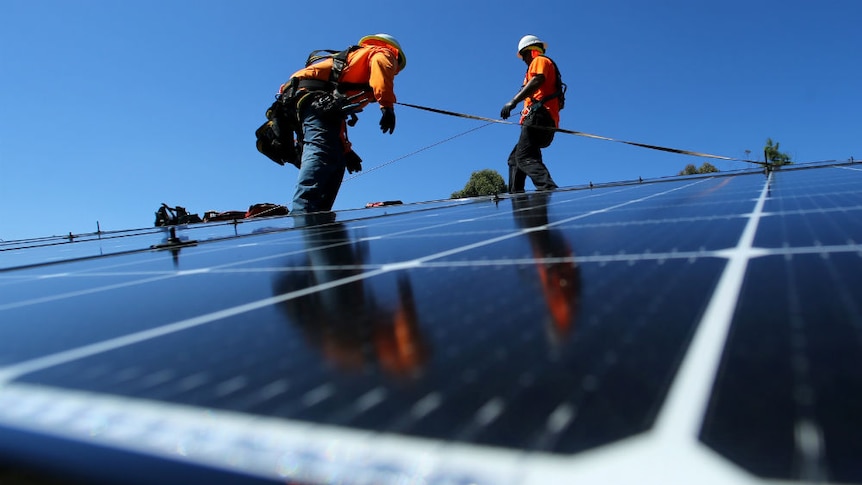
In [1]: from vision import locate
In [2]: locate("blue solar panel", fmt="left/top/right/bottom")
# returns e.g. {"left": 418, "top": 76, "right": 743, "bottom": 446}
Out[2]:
{"left": 1, "top": 161, "right": 861, "bottom": 484}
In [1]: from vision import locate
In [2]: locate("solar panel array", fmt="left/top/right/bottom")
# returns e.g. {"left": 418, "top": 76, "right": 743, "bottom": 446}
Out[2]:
{"left": 1, "top": 161, "right": 861, "bottom": 485}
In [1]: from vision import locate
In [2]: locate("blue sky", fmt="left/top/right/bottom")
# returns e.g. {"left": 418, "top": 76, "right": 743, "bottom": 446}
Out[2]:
{"left": 1, "top": 0, "right": 859, "bottom": 241}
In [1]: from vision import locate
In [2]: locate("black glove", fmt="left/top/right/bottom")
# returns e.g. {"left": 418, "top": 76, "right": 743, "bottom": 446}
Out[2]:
{"left": 500, "top": 100, "right": 517, "bottom": 120}
{"left": 379, "top": 107, "right": 396, "bottom": 134}
{"left": 345, "top": 149, "right": 363, "bottom": 174}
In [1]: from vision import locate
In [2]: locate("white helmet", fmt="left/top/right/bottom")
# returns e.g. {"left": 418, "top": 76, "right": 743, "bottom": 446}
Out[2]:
{"left": 359, "top": 33, "right": 407, "bottom": 71}
{"left": 517, "top": 35, "right": 547, "bottom": 54}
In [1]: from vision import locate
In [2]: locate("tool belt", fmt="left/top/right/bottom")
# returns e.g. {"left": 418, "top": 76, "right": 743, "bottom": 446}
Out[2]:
{"left": 297, "top": 79, "right": 333, "bottom": 92}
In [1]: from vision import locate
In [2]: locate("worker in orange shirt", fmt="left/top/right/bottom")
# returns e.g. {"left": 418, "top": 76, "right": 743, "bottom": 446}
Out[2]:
{"left": 500, "top": 35, "right": 564, "bottom": 193}
{"left": 281, "top": 34, "right": 406, "bottom": 215}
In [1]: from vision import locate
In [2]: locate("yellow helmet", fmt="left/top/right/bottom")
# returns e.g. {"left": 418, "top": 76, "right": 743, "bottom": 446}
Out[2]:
{"left": 359, "top": 33, "right": 407, "bottom": 71}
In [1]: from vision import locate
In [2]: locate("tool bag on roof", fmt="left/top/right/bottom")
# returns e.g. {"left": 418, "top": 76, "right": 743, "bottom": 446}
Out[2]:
{"left": 154, "top": 203, "right": 202, "bottom": 227}
{"left": 245, "top": 202, "right": 289, "bottom": 218}
{"left": 255, "top": 46, "right": 372, "bottom": 168}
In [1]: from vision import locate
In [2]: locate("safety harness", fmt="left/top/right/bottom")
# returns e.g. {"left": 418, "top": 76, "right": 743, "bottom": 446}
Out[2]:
{"left": 280, "top": 46, "right": 373, "bottom": 111}
{"left": 255, "top": 46, "right": 373, "bottom": 167}
{"left": 529, "top": 55, "right": 567, "bottom": 110}
{"left": 300, "top": 46, "right": 373, "bottom": 93}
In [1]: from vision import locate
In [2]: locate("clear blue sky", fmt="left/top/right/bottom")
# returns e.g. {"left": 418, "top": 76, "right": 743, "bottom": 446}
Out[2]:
{"left": 1, "top": 0, "right": 859, "bottom": 241}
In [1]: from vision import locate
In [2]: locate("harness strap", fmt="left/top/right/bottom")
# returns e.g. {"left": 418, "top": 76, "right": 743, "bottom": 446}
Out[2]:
{"left": 529, "top": 55, "right": 566, "bottom": 108}
{"left": 328, "top": 46, "right": 358, "bottom": 84}
{"left": 298, "top": 48, "right": 373, "bottom": 95}
{"left": 297, "top": 79, "right": 331, "bottom": 91}
{"left": 274, "top": 45, "right": 378, "bottom": 139}
{"left": 296, "top": 79, "right": 372, "bottom": 93}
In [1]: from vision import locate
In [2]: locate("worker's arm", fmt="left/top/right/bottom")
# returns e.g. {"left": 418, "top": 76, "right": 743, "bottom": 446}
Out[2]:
{"left": 501, "top": 74, "right": 545, "bottom": 119}
{"left": 368, "top": 50, "right": 398, "bottom": 109}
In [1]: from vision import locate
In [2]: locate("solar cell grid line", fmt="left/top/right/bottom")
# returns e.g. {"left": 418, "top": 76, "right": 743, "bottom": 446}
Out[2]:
{"left": 0, "top": 235, "right": 308, "bottom": 308}
{"left": 511, "top": 164, "right": 862, "bottom": 483}
{"left": 584, "top": 169, "right": 774, "bottom": 482}
{"left": 0, "top": 198, "right": 482, "bottom": 272}
{"left": 756, "top": 167, "right": 862, "bottom": 249}
{"left": 0, "top": 198, "right": 580, "bottom": 370}
{"left": 1, "top": 174, "right": 744, "bottom": 480}
{"left": 0, "top": 178, "right": 717, "bottom": 380}
{"left": 701, "top": 163, "right": 862, "bottom": 483}
{"left": 3, "top": 164, "right": 862, "bottom": 484}
{"left": 0, "top": 180, "right": 675, "bottom": 313}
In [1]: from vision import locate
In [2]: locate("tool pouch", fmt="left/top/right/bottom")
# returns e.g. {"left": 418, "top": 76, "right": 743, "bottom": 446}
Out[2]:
{"left": 310, "top": 92, "right": 352, "bottom": 121}
{"left": 524, "top": 104, "right": 556, "bottom": 148}
{"left": 256, "top": 90, "right": 302, "bottom": 168}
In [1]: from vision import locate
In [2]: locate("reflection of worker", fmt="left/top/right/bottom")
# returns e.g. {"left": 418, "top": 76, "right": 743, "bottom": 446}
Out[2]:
{"left": 511, "top": 193, "right": 581, "bottom": 341}
{"left": 272, "top": 221, "right": 428, "bottom": 376}
{"left": 284, "top": 34, "right": 406, "bottom": 215}
{"left": 500, "top": 35, "right": 563, "bottom": 194}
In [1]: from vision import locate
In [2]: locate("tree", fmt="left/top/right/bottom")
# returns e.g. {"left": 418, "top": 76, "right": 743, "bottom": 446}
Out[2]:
{"left": 764, "top": 138, "right": 792, "bottom": 166}
{"left": 678, "top": 162, "right": 720, "bottom": 176}
{"left": 451, "top": 169, "right": 507, "bottom": 198}
{"left": 679, "top": 164, "right": 698, "bottom": 176}
{"left": 698, "top": 162, "right": 719, "bottom": 173}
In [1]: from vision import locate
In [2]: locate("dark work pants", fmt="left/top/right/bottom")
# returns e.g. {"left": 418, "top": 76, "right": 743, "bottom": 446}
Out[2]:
{"left": 507, "top": 123, "right": 558, "bottom": 193}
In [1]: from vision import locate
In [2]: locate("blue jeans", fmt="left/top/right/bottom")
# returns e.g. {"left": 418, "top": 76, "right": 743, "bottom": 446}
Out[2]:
{"left": 291, "top": 96, "right": 347, "bottom": 214}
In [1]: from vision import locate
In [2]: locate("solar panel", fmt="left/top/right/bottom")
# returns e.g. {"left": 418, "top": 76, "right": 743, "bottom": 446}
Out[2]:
{"left": 1, "top": 161, "right": 861, "bottom": 484}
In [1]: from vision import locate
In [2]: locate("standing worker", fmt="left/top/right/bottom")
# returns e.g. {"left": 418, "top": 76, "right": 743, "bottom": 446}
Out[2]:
{"left": 500, "top": 35, "right": 566, "bottom": 193}
{"left": 281, "top": 34, "right": 405, "bottom": 215}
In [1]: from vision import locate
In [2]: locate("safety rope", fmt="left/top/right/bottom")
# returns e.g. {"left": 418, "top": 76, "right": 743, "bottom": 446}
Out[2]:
{"left": 235, "top": 122, "right": 493, "bottom": 216}
{"left": 395, "top": 101, "right": 765, "bottom": 166}
{"left": 344, "top": 122, "right": 495, "bottom": 181}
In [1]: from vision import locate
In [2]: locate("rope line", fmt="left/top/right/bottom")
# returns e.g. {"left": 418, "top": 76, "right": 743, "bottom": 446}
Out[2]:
{"left": 344, "top": 122, "right": 495, "bottom": 181}
{"left": 396, "top": 101, "right": 765, "bottom": 166}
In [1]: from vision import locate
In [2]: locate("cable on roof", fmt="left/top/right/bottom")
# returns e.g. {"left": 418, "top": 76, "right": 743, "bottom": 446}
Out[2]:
{"left": 396, "top": 102, "right": 765, "bottom": 166}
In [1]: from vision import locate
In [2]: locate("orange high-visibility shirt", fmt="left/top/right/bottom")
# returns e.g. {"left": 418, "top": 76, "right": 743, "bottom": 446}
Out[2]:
{"left": 521, "top": 54, "right": 561, "bottom": 126}
{"left": 287, "top": 45, "right": 398, "bottom": 109}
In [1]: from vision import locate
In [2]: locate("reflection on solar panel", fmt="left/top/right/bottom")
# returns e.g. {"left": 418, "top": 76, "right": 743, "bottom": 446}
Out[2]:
{"left": 1, "top": 161, "right": 861, "bottom": 485}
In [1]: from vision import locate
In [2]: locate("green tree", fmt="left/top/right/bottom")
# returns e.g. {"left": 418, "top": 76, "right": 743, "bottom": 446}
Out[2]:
{"left": 678, "top": 162, "right": 720, "bottom": 176}
{"left": 764, "top": 138, "right": 792, "bottom": 166}
{"left": 451, "top": 169, "right": 506, "bottom": 198}
{"left": 698, "top": 162, "right": 719, "bottom": 173}
{"left": 679, "top": 164, "right": 698, "bottom": 176}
